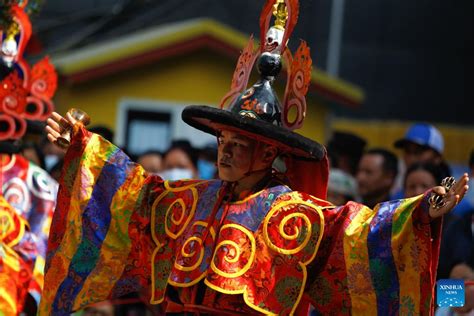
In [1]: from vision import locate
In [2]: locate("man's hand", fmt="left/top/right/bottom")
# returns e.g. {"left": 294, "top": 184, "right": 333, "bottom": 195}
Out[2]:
{"left": 429, "top": 173, "right": 469, "bottom": 219}
{"left": 45, "top": 112, "right": 77, "bottom": 150}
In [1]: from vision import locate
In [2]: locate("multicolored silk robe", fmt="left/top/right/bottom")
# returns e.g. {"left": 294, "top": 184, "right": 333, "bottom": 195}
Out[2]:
{"left": 1, "top": 154, "right": 58, "bottom": 304}
{"left": 40, "top": 125, "right": 442, "bottom": 316}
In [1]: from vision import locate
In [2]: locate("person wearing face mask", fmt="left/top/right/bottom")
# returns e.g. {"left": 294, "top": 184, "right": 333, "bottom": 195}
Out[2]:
{"left": 160, "top": 140, "right": 198, "bottom": 180}
{"left": 41, "top": 1, "right": 469, "bottom": 315}
{"left": 197, "top": 143, "right": 218, "bottom": 180}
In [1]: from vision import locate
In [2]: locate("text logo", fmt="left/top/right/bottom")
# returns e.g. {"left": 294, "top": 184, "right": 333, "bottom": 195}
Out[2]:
{"left": 437, "top": 279, "right": 465, "bottom": 307}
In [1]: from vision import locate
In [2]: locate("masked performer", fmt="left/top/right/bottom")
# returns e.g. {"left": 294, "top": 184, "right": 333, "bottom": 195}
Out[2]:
{"left": 1, "top": 0, "right": 58, "bottom": 312}
{"left": 40, "top": 0, "right": 468, "bottom": 315}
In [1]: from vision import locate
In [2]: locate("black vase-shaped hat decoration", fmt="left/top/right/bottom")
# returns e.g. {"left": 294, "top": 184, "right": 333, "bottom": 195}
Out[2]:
{"left": 182, "top": 0, "right": 325, "bottom": 160}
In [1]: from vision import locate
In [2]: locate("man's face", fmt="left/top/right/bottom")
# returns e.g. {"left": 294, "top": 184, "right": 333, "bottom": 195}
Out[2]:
{"left": 404, "top": 169, "right": 437, "bottom": 198}
{"left": 138, "top": 154, "right": 163, "bottom": 174}
{"left": 356, "top": 153, "right": 393, "bottom": 199}
{"left": 402, "top": 142, "right": 441, "bottom": 167}
{"left": 217, "top": 130, "right": 268, "bottom": 182}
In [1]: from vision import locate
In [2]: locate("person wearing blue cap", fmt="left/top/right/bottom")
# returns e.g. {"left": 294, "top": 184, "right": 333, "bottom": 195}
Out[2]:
{"left": 394, "top": 123, "right": 445, "bottom": 168}
{"left": 393, "top": 123, "right": 451, "bottom": 200}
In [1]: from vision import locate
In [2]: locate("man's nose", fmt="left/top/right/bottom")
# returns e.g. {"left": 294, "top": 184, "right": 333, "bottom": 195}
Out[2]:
{"left": 222, "top": 143, "right": 232, "bottom": 156}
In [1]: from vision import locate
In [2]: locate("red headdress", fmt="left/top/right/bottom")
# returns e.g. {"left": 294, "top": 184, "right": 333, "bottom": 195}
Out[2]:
{"left": 0, "top": 0, "right": 57, "bottom": 142}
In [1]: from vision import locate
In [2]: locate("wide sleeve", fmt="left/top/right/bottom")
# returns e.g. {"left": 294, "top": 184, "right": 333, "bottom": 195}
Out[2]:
{"left": 305, "top": 193, "right": 441, "bottom": 316}
{"left": 39, "top": 124, "right": 164, "bottom": 315}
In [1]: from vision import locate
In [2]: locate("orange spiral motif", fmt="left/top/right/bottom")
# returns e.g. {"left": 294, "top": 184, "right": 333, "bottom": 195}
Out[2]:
{"left": 282, "top": 41, "right": 312, "bottom": 130}
{"left": 1, "top": 72, "right": 27, "bottom": 114}
{"left": 219, "top": 37, "right": 259, "bottom": 109}
{"left": 29, "top": 57, "right": 57, "bottom": 100}
{"left": 0, "top": 71, "right": 28, "bottom": 140}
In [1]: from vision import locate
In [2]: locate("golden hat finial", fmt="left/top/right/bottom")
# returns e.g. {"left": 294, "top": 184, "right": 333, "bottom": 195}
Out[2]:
{"left": 6, "top": 21, "right": 20, "bottom": 41}
{"left": 272, "top": 0, "right": 288, "bottom": 30}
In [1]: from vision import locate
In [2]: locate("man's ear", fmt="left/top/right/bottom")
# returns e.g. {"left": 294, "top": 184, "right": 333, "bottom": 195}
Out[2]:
{"left": 262, "top": 146, "right": 278, "bottom": 163}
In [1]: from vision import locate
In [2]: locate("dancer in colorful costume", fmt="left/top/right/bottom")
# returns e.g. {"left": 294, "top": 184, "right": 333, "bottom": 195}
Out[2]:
{"left": 40, "top": 0, "right": 469, "bottom": 315}
{"left": 1, "top": 0, "right": 58, "bottom": 312}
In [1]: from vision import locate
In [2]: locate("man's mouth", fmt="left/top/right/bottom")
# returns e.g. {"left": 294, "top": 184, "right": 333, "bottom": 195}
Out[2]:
{"left": 219, "top": 161, "right": 231, "bottom": 167}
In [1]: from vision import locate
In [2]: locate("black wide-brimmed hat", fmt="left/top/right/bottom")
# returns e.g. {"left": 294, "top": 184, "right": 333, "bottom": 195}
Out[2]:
{"left": 182, "top": 17, "right": 326, "bottom": 161}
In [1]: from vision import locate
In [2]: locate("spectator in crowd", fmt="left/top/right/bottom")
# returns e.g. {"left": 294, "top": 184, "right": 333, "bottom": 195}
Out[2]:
{"left": 137, "top": 150, "right": 163, "bottom": 174}
{"left": 197, "top": 142, "right": 218, "bottom": 180}
{"left": 327, "top": 168, "right": 359, "bottom": 205}
{"left": 453, "top": 150, "right": 474, "bottom": 217}
{"left": 393, "top": 123, "right": 451, "bottom": 199}
{"left": 82, "top": 301, "right": 115, "bottom": 316}
{"left": 326, "top": 131, "right": 367, "bottom": 176}
{"left": 404, "top": 162, "right": 444, "bottom": 198}
{"left": 42, "top": 136, "right": 65, "bottom": 172}
{"left": 394, "top": 123, "right": 444, "bottom": 167}
{"left": 161, "top": 140, "right": 198, "bottom": 180}
{"left": 356, "top": 148, "right": 398, "bottom": 208}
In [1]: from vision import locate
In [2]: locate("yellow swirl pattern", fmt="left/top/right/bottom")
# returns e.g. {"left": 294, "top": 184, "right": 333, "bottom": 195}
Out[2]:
{"left": 151, "top": 180, "right": 203, "bottom": 241}
{"left": 168, "top": 221, "right": 216, "bottom": 288}
{"left": 263, "top": 201, "right": 317, "bottom": 256}
{"left": 168, "top": 199, "right": 186, "bottom": 226}
{"left": 210, "top": 224, "right": 256, "bottom": 278}
{"left": 151, "top": 181, "right": 205, "bottom": 302}
{"left": 0, "top": 212, "right": 15, "bottom": 240}
{"left": 0, "top": 198, "right": 26, "bottom": 247}
{"left": 175, "top": 237, "right": 204, "bottom": 272}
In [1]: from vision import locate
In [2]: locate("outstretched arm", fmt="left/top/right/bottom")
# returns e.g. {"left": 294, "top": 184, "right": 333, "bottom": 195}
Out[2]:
{"left": 305, "top": 174, "right": 470, "bottom": 315}
{"left": 40, "top": 111, "right": 159, "bottom": 315}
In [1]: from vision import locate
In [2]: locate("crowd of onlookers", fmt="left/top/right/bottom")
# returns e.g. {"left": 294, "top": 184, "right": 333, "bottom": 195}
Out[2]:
{"left": 13, "top": 121, "right": 474, "bottom": 315}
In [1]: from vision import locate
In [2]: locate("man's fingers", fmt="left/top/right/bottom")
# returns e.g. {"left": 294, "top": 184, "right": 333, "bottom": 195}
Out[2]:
{"left": 46, "top": 125, "right": 61, "bottom": 139}
{"left": 51, "top": 112, "right": 63, "bottom": 123}
{"left": 457, "top": 184, "right": 469, "bottom": 202}
{"left": 46, "top": 133, "right": 57, "bottom": 143}
{"left": 66, "top": 112, "right": 78, "bottom": 125}
{"left": 51, "top": 111, "right": 73, "bottom": 130}
{"left": 452, "top": 173, "right": 469, "bottom": 192}
{"left": 46, "top": 118, "right": 61, "bottom": 133}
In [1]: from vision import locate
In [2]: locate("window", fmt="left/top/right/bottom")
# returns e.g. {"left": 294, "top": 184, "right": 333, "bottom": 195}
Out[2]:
{"left": 116, "top": 99, "right": 215, "bottom": 156}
